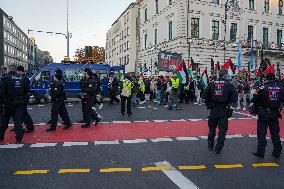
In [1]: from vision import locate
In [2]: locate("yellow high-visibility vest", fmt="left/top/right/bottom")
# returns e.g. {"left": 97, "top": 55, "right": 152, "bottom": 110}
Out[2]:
{"left": 171, "top": 78, "right": 180, "bottom": 89}
{"left": 139, "top": 79, "right": 145, "bottom": 92}
{"left": 121, "top": 79, "right": 132, "bottom": 97}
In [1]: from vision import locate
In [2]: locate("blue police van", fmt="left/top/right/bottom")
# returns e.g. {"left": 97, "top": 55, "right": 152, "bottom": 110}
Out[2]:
{"left": 29, "top": 62, "right": 125, "bottom": 104}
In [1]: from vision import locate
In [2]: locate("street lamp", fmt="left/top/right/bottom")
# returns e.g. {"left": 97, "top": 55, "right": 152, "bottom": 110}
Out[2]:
{"left": 222, "top": 0, "right": 240, "bottom": 63}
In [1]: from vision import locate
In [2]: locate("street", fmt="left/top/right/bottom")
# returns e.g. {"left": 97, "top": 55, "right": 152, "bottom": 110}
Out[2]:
{"left": 0, "top": 102, "right": 283, "bottom": 189}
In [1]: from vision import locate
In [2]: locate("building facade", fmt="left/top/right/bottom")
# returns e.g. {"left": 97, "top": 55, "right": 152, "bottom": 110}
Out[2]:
{"left": 137, "top": 0, "right": 284, "bottom": 75}
{"left": 28, "top": 37, "right": 37, "bottom": 74}
{"left": 0, "top": 8, "right": 28, "bottom": 71}
{"left": 105, "top": 2, "right": 139, "bottom": 73}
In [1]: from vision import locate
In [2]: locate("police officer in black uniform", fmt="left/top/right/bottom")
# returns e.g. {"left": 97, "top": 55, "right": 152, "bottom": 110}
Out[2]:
{"left": 80, "top": 68, "right": 101, "bottom": 128}
{"left": 46, "top": 69, "right": 72, "bottom": 131}
{"left": 108, "top": 72, "right": 120, "bottom": 104}
{"left": 251, "top": 73, "right": 284, "bottom": 158}
{"left": 0, "top": 65, "right": 30, "bottom": 143}
{"left": 203, "top": 69, "right": 238, "bottom": 154}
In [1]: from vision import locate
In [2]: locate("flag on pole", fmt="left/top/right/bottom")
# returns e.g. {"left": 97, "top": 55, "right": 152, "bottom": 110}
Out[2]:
{"left": 263, "top": 64, "right": 275, "bottom": 75}
{"left": 201, "top": 68, "right": 208, "bottom": 87}
{"left": 250, "top": 41, "right": 255, "bottom": 71}
{"left": 176, "top": 61, "right": 188, "bottom": 84}
{"left": 237, "top": 40, "right": 242, "bottom": 70}
{"left": 222, "top": 59, "right": 235, "bottom": 78}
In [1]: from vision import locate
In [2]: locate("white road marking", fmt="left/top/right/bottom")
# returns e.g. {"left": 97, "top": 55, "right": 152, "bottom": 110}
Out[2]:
{"left": 151, "top": 138, "right": 173, "bottom": 142}
{"left": 171, "top": 119, "right": 186, "bottom": 122}
{"left": 100, "top": 122, "right": 110, "bottom": 124}
{"left": 94, "top": 140, "right": 119, "bottom": 145}
{"left": 37, "top": 105, "right": 45, "bottom": 107}
{"left": 248, "top": 134, "right": 257, "bottom": 138}
{"left": 188, "top": 119, "right": 203, "bottom": 122}
{"left": 155, "top": 161, "right": 199, "bottom": 189}
{"left": 112, "top": 121, "right": 131, "bottom": 124}
{"left": 67, "top": 105, "right": 74, "bottom": 107}
{"left": 63, "top": 142, "right": 89, "bottom": 146}
{"left": 0, "top": 144, "right": 24, "bottom": 149}
{"left": 234, "top": 111, "right": 252, "bottom": 117}
{"left": 199, "top": 136, "right": 208, "bottom": 139}
{"left": 137, "top": 107, "right": 146, "bottom": 109}
{"left": 123, "top": 139, "right": 147, "bottom": 144}
{"left": 153, "top": 120, "right": 167, "bottom": 122}
{"left": 30, "top": 143, "right": 57, "bottom": 148}
{"left": 27, "top": 108, "right": 33, "bottom": 110}
{"left": 134, "top": 120, "right": 149, "bottom": 123}
{"left": 226, "top": 134, "right": 243, "bottom": 139}
{"left": 281, "top": 138, "right": 284, "bottom": 142}
{"left": 237, "top": 118, "right": 252, "bottom": 120}
{"left": 176, "top": 137, "right": 199, "bottom": 141}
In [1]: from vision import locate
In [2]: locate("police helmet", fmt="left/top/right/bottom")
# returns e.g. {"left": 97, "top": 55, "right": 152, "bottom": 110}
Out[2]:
{"left": 16, "top": 65, "right": 25, "bottom": 72}
{"left": 55, "top": 69, "right": 63, "bottom": 80}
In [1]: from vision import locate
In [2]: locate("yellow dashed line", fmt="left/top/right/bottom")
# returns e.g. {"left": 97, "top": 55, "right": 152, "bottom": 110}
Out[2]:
{"left": 100, "top": 168, "right": 132, "bottom": 173}
{"left": 14, "top": 170, "right": 49, "bottom": 175}
{"left": 252, "top": 163, "right": 280, "bottom": 168}
{"left": 214, "top": 164, "right": 244, "bottom": 169}
{"left": 178, "top": 165, "right": 207, "bottom": 170}
{"left": 142, "top": 166, "right": 172, "bottom": 172}
{"left": 58, "top": 169, "right": 91, "bottom": 174}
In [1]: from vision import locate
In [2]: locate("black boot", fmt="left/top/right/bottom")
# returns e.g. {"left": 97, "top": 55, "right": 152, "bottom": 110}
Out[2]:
{"left": 46, "top": 127, "right": 56, "bottom": 132}
{"left": 272, "top": 151, "right": 281, "bottom": 159}
{"left": 208, "top": 141, "right": 214, "bottom": 151}
{"left": 63, "top": 125, "right": 72, "bottom": 130}
{"left": 94, "top": 117, "right": 101, "bottom": 126}
{"left": 253, "top": 152, "right": 264, "bottom": 158}
{"left": 81, "top": 124, "right": 91, "bottom": 128}
{"left": 215, "top": 146, "right": 222, "bottom": 154}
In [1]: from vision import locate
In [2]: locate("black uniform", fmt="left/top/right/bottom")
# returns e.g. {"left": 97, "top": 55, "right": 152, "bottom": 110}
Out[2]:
{"left": 203, "top": 77, "right": 237, "bottom": 153}
{"left": 47, "top": 80, "right": 71, "bottom": 131}
{"left": 22, "top": 74, "right": 34, "bottom": 132}
{"left": 108, "top": 76, "right": 120, "bottom": 104}
{"left": 252, "top": 81, "right": 284, "bottom": 158}
{"left": 81, "top": 76, "right": 100, "bottom": 128}
{"left": 0, "top": 71, "right": 30, "bottom": 143}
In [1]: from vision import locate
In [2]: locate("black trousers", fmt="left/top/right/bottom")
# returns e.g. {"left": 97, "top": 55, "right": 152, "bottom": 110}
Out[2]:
{"left": 82, "top": 98, "right": 96, "bottom": 125}
{"left": 23, "top": 104, "right": 34, "bottom": 131}
{"left": 110, "top": 91, "right": 120, "bottom": 104}
{"left": 0, "top": 104, "right": 25, "bottom": 141}
{"left": 208, "top": 116, "right": 228, "bottom": 151}
{"left": 121, "top": 96, "right": 132, "bottom": 115}
{"left": 50, "top": 100, "right": 71, "bottom": 128}
{"left": 257, "top": 118, "right": 282, "bottom": 155}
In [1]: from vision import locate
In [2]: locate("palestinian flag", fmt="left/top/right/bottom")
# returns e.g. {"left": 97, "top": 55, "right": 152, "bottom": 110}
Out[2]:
{"left": 263, "top": 64, "right": 275, "bottom": 75}
{"left": 255, "top": 69, "right": 261, "bottom": 82}
{"left": 187, "top": 63, "right": 193, "bottom": 78}
{"left": 200, "top": 68, "right": 208, "bottom": 87}
{"left": 176, "top": 61, "right": 188, "bottom": 84}
{"left": 222, "top": 59, "right": 235, "bottom": 79}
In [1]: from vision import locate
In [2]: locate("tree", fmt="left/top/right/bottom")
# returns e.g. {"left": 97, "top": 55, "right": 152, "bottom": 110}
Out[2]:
{"left": 74, "top": 46, "right": 105, "bottom": 64}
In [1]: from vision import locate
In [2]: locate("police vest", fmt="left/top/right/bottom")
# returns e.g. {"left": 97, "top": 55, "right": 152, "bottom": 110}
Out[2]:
{"left": 121, "top": 80, "right": 132, "bottom": 97}
{"left": 211, "top": 80, "right": 229, "bottom": 104}
{"left": 263, "top": 82, "right": 283, "bottom": 109}
{"left": 171, "top": 78, "right": 180, "bottom": 89}
{"left": 139, "top": 80, "right": 145, "bottom": 92}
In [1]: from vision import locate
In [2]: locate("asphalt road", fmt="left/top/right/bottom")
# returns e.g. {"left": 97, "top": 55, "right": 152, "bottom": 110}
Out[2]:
{"left": 0, "top": 137, "right": 283, "bottom": 189}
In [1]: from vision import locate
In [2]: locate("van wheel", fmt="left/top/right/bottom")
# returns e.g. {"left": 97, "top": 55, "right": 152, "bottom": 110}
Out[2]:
{"left": 28, "top": 92, "right": 40, "bottom": 105}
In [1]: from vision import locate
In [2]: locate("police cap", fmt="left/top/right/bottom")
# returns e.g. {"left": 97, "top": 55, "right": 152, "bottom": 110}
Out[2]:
{"left": 55, "top": 68, "right": 63, "bottom": 80}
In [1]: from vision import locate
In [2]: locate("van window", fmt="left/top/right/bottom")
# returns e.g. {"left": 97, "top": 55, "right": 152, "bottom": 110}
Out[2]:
{"left": 64, "top": 69, "right": 84, "bottom": 82}
{"left": 93, "top": 70, "right": 108, "bottom": 80}
{"left": 35, "top": 71, "right": 50, "bottom": 82}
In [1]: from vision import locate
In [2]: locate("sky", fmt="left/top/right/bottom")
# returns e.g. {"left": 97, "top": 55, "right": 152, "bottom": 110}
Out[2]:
{"left": 0, "top": 0, "right": 134, "bottom": 62}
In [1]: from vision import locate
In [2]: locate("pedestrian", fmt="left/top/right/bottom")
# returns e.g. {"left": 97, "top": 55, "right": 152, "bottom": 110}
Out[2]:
{"left": 131, "top": 75, "right": 139, "bottom": 106}
{"left": 194, "top": 76, "right": 202, "bottom": 105}
{"left": 46, "top": 69, "right": 72, "bottom": 131}
{"left": 251, "top": 73, "right": 284, "bottom": 158}
{"left": 138, "top": 76, "right": 146, "bottom": 104}
{"left": 168, "top": 73, "right": 181, "bottom": 110}
{"left": 108, "top": 72, "right": 120, "bottom": 104}
{"left": 155, "top": 76, "right": 162, "bottom": 103}
{"left": 80, "top": 68, "right": 101, "bottom": 128}
{"left": 121, "top": 74, "right": 133, "bottom": 117}
{"left": 0, "top": 65, "right": 30, "bottom": 143}
{"left": 203, "top": 69, "right": 238, "bottom": 154}
{"left": 189, "top": 78, "right": 195, "bottom": 102}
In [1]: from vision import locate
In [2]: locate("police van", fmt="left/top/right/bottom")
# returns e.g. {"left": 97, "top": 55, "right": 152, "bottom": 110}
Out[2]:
{"left": 29, "top": 62, "right": 125, "bottom": 104}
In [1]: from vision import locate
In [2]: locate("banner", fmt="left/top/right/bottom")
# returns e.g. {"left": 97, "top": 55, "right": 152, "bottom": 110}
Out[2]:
{"left": 158, "top": 51, "right": 183, "bottom": 72}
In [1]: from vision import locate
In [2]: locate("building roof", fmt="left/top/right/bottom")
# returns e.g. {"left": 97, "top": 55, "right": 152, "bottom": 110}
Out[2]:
{"left": 111, "top": 2, "right": 138, "bottom": 27}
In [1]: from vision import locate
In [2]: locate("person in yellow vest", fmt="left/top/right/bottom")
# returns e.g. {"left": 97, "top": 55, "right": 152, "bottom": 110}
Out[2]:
{"left": 168, "top": 73, "right": 181, "bottom": 110}
{"left": 138, "top": 76, "right": 146, "bottom": 104}
{"left": 120, "top": 74, "right": 134, "bottom": 117}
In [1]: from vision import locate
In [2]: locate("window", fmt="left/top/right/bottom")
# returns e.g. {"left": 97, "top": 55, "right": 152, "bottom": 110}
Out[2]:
{"left": 64, "top": 69, "right": 84, "bottom": 82}
{"left": 169, "top": 0, "right": 172, "bottom": 5}
{"left": 127, "top": 27, "right": 129, "bottom": 36}
{"left": 249, "top": 0, "right": 254, "bottom": 10}
{"left": 230, "top": 23, "right": 237, "bottom": 41}
{"left": 212, "top": 20, "right": 219, "bottom": 40}
{"left": 127, "top": 55, "right": 129, "bottom": 65}
{"left": 277, "top": 29, "right": 282, "bottom": 47}
{"left": 127, "top": 12, "right": 129, "bottom": 22}
{"left": 154, "top": 29, "right": 158, "bottom": 45}
{"left": 156, "top": 0, "right": 159, "bottom": 14}
{"left": 264, "top": 0, "right": 269, "bottom": 13}
{"left": 169, "top": 21, "right": 173, "bottom": 40}
{"left": 248, "top": 25, "right": 254, "bottom": 41}
{"left": 144, "top": 8, "right": 148, "bottom": 22}
{"left": 212, "top": 0, "right": 219, "bottom": 4}
{"left": 263, "top": 27, "right": 269, "bottom": 46}
{"left": 127, "top": 41, "right": 130, "bottom": 50}
{"left": 144, "top": 34, "right": 147, "bottom": 49}
{"left": 279, "top": 0, "right": 283, "bottom": 15}
{"left": 191, "top": 18, "right": 200, "bottom": 38}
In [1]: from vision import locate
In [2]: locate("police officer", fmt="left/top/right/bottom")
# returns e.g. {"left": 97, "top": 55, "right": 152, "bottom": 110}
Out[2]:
{"left": 121, "top": 74, "right": 133, "bottom": 117}
{"left": 168, "top": 73, "right": 180, "bottom": 110}
{"left": 203, "top": 69, "right": 237, "bottom": 154}
{"left": 46, "top": 69, "right": 72, "bottom": 131}
{"left": 251, "top": 73, "right": 284, "bottom": 158}
{"left": 0, "top": 65, "right": 30, "bottom": 143}
{"left": 80, "top": 68, "right": 101, "bottom": 128}
{"left": 108, "top": 72, "right": 120, "bottom": 104}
